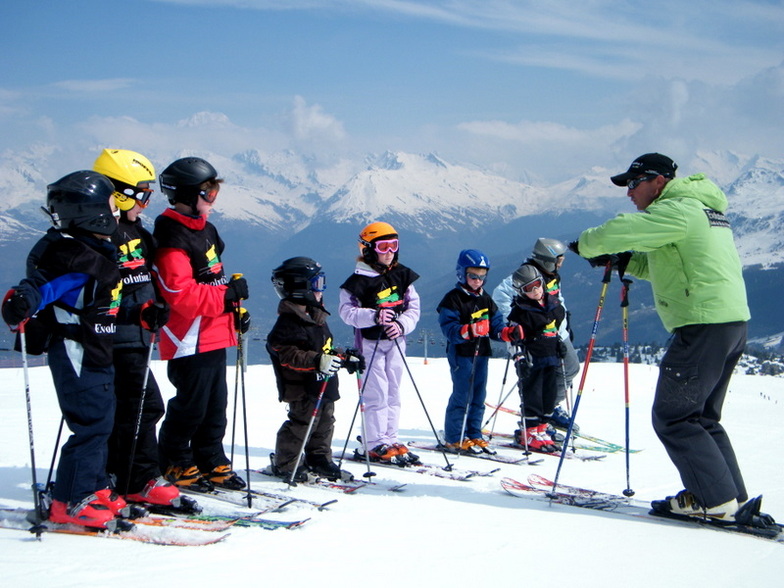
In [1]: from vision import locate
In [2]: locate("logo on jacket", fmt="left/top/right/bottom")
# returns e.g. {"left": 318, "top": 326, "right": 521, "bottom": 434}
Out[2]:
{"left": 376, "top": 286, "right": 402, "bottom": 308}
{"left": 118, "top": 238, "right": 147, "bottom": 271}
{"left": 542, "top": 319, "right": 558, "bottom": 337}
{"left": 205, "top": 244, "right": 224, "bottom": 275}
{"left": 107, "top": 280, "right": 123, "bottom": 317}
{"left": 470, "top": 308, "right": 489, "bottom": 323}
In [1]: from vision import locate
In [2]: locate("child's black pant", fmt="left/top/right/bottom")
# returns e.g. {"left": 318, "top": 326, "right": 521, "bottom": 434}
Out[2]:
{"left": 158, "top": 348, "right": 231, "bottom": 472}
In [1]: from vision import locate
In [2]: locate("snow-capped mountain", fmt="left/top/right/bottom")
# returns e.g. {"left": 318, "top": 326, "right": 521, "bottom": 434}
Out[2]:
{"left": 0, "top": 147, "right": 782, "bottom": 359}
{"left": 321, "top": 151, "right": 549, "bottom": 233}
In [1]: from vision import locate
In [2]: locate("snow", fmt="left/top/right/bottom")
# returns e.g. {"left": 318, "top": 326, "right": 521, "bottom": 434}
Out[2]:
{"left": 1, "top": 358, "right": 783, "bottom": 587}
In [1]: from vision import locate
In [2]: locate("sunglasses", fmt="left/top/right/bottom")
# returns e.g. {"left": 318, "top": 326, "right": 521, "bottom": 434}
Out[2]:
{"left": 199, "top": 188, "right": 219, "bottom": 203}
{"left": 310, "top": 272, "right": 327, "bottom": 292}
{"left": 374, "top": 239, "right": 399, "bottom": 254}
{"left": 466, "top": 272, "right": 487, "bottom": 282}
{"left": 627, "top": 175, "right": 658, "bottom": 190}
{"left": 522, "top": 278, "right": 543, "bottom": 293}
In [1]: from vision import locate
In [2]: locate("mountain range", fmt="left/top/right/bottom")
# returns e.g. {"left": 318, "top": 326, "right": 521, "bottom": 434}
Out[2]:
{"left": 1, "top": 146, "right": 782, "bottom": 362}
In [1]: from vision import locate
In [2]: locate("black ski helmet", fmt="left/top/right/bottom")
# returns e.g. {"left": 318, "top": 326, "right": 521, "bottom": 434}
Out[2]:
{"left": 46, "top": 170, "right": 117, "bottom": 236}
{"left": 530, "top": 238, "right": 567, "bottom": 274}
{"left": 271, "top": 256, "right": 325, "bottom": 306}
{"left": 512, "top": 263, "right": 543, "bottom": 294}
{"left": 159, "top": 157, "right": 218, "bottom": 209}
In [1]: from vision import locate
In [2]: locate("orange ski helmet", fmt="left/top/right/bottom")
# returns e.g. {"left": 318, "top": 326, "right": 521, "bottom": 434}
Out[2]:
{"left": 358, "top": 221, "right": 399, "bottom": 264}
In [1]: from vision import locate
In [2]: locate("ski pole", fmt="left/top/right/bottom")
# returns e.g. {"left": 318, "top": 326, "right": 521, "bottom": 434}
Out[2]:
{"left": 392, "top": 338, "right": 453, "bottom": 470}
{"left": 484, "top": 352, "right": 512, "bottom": 440}
{"left": 456, "top": 338, "right": 481, "bottom": 460}
{"left": 620, "top": 277, "right": 635, "bottom": 497}
{"left": 482, "top": 377, "right": 519, "bottom": 433}
{"left": 559, "top": 356, "right": 576, "bottom": 453}
{"left": 17, "top": 320, "right": 46, "bottom": 538}
{"left": 337, "top": 331, "right": 382, "bottom": 476}
{"left": 229, "top": 273, "right": 252, "bottom": 507}
{"left": 549, "top": 261, "right": 613, "bottom": 498}
{"left": 229, "top": 273, "right": 244, "bottom": 466}
{"left": 514, "top": 347, "right": 533, "bottom": 458}
{"left": 287, "top": 376, "right": 331, "bottom": 487}
{"left": 122, "top": 332, "right": 156, "bottom": 497}
{"left": 44, "top": 417, "right": 64, "bottom": 498}
{"left": 238, "top": 314, "right": 252, "bottom": 508}
{"left": 355, "top": 369, "right": 377, "bottom": 480}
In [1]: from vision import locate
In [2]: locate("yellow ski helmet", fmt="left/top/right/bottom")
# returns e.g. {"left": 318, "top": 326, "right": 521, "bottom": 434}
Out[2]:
{"left": 93, "top": 149, "right": 156, "bottom": 211}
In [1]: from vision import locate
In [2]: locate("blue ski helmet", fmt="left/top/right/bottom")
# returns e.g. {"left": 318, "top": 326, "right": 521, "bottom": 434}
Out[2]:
{"left": 455, "top": 249, "right": 490, "bottom": 283}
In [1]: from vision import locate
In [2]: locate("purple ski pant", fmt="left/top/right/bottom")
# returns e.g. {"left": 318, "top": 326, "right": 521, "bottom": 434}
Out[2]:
{"left": 356, "top": 335, "right": 406, "bottom": 450}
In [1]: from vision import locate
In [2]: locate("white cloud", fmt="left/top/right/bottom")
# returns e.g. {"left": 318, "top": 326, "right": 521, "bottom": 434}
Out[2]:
{"left": 288, "top": 95, "right": 347, "bottom": 143}
{"left": 52, "top": 78, "right": 137, "bottom": 93}
{"left": 151, "top": 1, "right": 784, "bottom": 85}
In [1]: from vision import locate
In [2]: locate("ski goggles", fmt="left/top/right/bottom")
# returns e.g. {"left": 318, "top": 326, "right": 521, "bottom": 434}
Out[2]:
{"left": 199, "top": 187, "right": 219, "bottom": 203}
{"left": 626, "top": 175, "right": 658, "bottom": 190}
{"left": 466, "top": 272, "right": 487, "bottom": 282}
{"left": 310, "top": 272, "right": 327, "bottom": 292}
{"left": 521, "top": 278, "right": 543, "bottom": 293}
{"left": 114, "top": 181, "right": 154, "bottom": 210}
{"left": 374, "top": 239, "right": 399, "bottom": 254}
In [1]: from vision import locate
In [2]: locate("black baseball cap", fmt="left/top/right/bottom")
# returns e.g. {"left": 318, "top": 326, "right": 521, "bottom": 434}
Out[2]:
{"left": 611, "top": 153, "right": 678, "bottom": 186}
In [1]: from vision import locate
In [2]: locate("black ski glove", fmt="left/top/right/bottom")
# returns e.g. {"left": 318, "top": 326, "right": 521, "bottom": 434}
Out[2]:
{"left": 140, "top": 300, "right": 170, "bottom": 332}
{"left": 234, "top": 308, "right": 251, "bottom": 334}
{"left": 2, "top": 288, "right": 34, "bottom": 327}
{"left": 342, "top": 348, "right": 366, "bottom": 374}
{"left": 587, "top": 251, "right": 632, "bottom": 276}
{"left": 224, "top": 276, "right": 249, "bottom": 311}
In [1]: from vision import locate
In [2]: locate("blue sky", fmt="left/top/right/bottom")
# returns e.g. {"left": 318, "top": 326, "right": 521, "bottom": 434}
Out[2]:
{"left": 1, "top": 0, "right": 782, "bottom": 183}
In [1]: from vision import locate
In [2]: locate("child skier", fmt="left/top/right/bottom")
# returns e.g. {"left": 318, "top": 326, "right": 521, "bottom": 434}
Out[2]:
{"left": 492, "top": 238, "right": 578, "bottom": 431}
{"left": 507, "top": 264, "right": 565, "bottom": 453}
{"left": 2, "top": 170, "right": 130, "bottom": 529}
{"left": 437, "top": 249, "right": 521, "bottom": 454}
{"left": 153, "top": 157, "right": 249, "bottom": 492}
{"left": 93, "top": 148, "right": 185, "bottom": 509}
{"left": 339, "top": 221, "right": 421, "bottom": 464}
{"left": 266, "top": 257, "right": 364, "bottom": 482}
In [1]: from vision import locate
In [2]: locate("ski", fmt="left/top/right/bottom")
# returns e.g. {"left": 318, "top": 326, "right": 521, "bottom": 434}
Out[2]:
{"left": 493, "top": 441, "right": 606, "bottom": 461}
{"left": 501, "top": 477, "right": 784, "bottom": 543}
{"left": 252, "top": 467, "right": 380, "bottom": 494}
{"left": 255, "top": 451, "right": 408, "bottom": 493}
{"left": 527, "top": 473, "right": 627, "bottom": 502}
{"left": 340, "top": 450, "right": 494, "bottom": 481}
{"left": 407, "top": 441, "right": 544, "bottom": 466}
{"left": 180, "top": 485, "right": 336, "bottom": 511}
{"left": 484, "top": 403, "right": 640, "bottom": 453}
{"left": 199, "top": 514, "right": 311, "bottom": 530}
{"left": 483, "top": 429, "right": 616, "bottom": 453}
{"left": 133, "top": 515, "right": 236, "bottom": 532}
{"left": 0, "top": 508, "right": 229, "bottom": 546}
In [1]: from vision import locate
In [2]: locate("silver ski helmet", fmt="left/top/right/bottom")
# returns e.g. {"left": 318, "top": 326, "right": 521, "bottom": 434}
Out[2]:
{"left": 512, "top": 263, "right": 543, "bottom": 294}
{"left": 531, "top": 238, "right": 567, "bottom": 274}
{"left": 271, "top": 256, "right": 326, "bottom": 306}
{"left": 455, "top": 249, "right": 490, "bottom": 284}
{"left": 46, "top": 170, "right": 117, "bottom": 236}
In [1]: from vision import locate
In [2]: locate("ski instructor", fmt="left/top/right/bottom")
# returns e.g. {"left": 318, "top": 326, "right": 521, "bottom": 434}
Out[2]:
{"left": 568, "top": 152, "right": 756, "bottom": 524}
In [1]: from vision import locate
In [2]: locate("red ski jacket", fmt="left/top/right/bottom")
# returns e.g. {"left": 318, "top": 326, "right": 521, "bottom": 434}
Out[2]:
{"left": 152, "top": 208, "right": 237, "bottom": 359}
